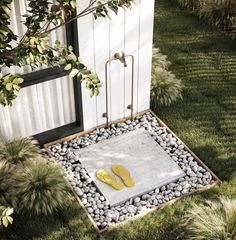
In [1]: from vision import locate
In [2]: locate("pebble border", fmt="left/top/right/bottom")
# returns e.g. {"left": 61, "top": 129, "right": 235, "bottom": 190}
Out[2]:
{"left": 48, "top": 111, "right": 216, "bottom": 230}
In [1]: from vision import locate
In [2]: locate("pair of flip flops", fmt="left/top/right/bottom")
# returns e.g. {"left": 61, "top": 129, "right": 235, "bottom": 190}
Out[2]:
{"left": 96, "top": 164, "right": 135, "bottom": 190}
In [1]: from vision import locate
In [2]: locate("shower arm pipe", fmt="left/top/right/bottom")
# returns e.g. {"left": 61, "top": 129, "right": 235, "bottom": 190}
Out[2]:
{"left": 103, "top": 53, "right": 134, "bottom": 129}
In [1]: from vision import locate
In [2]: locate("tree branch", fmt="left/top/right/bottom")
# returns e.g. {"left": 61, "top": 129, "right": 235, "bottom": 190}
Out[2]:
{"left": 44, "top": 0, "right": 113, "bottom": 34}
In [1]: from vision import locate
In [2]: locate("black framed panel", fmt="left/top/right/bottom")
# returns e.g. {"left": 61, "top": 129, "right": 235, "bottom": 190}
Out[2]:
{"left": 66, "top": 11, "right": 84, "bottom": 129}
{"left": 18, "top": 11, "right": 84, "bottom": 146}
{"left": 21, "top": 66, "right": 66, "bottom": 88}
{"left": 33, "top": 123, "right": 83, "bottom": 145}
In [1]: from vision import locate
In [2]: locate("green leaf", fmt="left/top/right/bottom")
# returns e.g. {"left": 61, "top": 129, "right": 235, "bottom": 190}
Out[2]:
{"left": 2, "top": 216, "right": 8, "bottom": 227}
{"left": 92, "top": 78, "right": 100, "bottom": 84}
{"left": 6, "top": 83, "right": 13, "bottom": 91}
{"left": 68, "top": 53, "right": 77, "bottom": 62}
{"left": 57, "top": 18, "right": 62, "bottom": 25}
{"left": 88, "top": 73, "right": 98, "bottom": 79}
{"left": 90, "top": 88, "right": 94, "bottom": 97}
{"left": 69, "top": 68, "right": 79, "bottom": 78}
{"left": 64, "top": 64, "right": 72, "bottom": 71}
{"left": 13, "top": 85, "right": 20, "bottom": 91}
{"left": 26, "top": 57, "right": 31, "bottom": 65}
{"left": 3, "top": 75, "right": 10, "bottom": 84}
{"left": 86, "top": 80, "right": 92, "bottom": 88}
{"left": 0, "top": 29, "right": 7, "bottom": 36}
{"left": 29, "top": 37, "right": 35, "bottom": 45}
{"left": 6, "top": 216, "right": 13, "bottom": 224}
{"left": 70, "top": 0, "right": 77, "bottom": 9}
{"left": 54, "top": 40, "right": 61, "bottom": 46}
{"left": 5, "top": 208, "right": 13, "bottom": 216}
{"left": 2, "top": 208, "right": 7, "bottom": 215}
{"left": 2, "top": 5, "right": 11, "bottom": 15}
{"left": 29, "top": 52, "right": 34, "bottom": 61}
{"left": 37, "top": 44, "right": 44, "bottom": 53}
{"left": 68, "top": 45, "right": 73, "bottom": 52}
{"left": 82, "top": 70, "right": 91, "bottom": 75}
{"left": 77, "top": 74, "right": 82, "bottom": 81}
{"left": 13, "top": 78, "right": 23, "bottom": 85}
{"left": 94, "top": 88, "right": 99, "bottom": 96}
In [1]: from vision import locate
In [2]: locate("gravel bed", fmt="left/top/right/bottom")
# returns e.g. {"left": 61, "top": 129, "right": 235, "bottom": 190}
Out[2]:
{"left": 48, "top": 112, "right": 214, "bottom": 230}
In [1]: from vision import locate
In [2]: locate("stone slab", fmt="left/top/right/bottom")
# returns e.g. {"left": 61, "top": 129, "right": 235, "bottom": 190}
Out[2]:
{"left": 74, "top": 128, "right": 185, "bottom": 206}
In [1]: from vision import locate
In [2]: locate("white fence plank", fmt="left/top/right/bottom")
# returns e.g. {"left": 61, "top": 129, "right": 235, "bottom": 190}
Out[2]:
{"left": 124, "top": 2, "right": 141, "bottom": 117}
{"left": 137, "top": 0, "right": 155, "bottom": 112}
{"left": 108, "top": 9, "right": 126, "bottom": 122}
{"left": 92, "top": 16, "right": 110, "bottom": 125}
{"left": 0, "top": 76, "right": 76, "bottom": 140}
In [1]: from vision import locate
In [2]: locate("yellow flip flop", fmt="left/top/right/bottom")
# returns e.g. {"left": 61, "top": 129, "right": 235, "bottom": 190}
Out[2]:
{"left": 96, "top": 169, "right": 124, "bottom": 190}
{"left": 111, "top": 164, "right": 135, "bottom": 187}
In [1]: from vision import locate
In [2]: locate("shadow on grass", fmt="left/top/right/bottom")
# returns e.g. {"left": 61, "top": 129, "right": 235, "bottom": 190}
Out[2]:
{"left": 0, "top": 200, "right": 96, "bottom": 240}
{"left": 191, "top": 145, "right": 236, "bottom": 181}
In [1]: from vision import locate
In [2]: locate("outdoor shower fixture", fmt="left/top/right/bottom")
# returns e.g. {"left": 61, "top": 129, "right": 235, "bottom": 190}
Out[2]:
{"left": 103, "top": 51, "right": 134, "bottom": 128}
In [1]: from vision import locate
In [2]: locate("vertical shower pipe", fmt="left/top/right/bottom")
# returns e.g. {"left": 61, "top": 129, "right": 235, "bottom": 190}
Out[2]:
{"left": 103, "top": 52, "right": 134, "bottom": 128}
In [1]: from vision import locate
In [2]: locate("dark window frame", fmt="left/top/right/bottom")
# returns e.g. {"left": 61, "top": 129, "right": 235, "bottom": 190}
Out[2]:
{"left": 19, "top": 11, "right": 84, "bottom": 146}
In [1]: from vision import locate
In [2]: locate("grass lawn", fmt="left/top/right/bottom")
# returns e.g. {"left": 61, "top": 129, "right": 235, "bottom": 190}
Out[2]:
{"left": 1, "top": 0, "right": 236, "bottom": 239}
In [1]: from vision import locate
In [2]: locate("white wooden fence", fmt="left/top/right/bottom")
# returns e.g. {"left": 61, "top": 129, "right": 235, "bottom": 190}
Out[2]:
{"left": 78, "top": 0, "right": 155, "bottom": 129}
{"left": 0, "top": 0, "right": 154, "bottom": 141}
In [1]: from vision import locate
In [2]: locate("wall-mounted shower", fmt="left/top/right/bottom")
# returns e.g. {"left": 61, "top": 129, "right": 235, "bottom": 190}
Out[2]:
{"left": 103, "top": 51, "right": 134, "bottom": 128}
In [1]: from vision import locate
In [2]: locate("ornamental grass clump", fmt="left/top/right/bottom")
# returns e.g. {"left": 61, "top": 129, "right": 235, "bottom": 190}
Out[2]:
{"left": 0, "top": 138, "right": 71, "bottom": 219}
{"left": 200, "top": 0, "right": 236, "bottom": 32}
{"left": 152, "top": 48, "right": 171, "bottom": 70}
{"left": 0, "top": 161, "right": 14, "bottom": 206}
{"left": 151, "top": 69, "right": 183, "bottom": 106}
{"left": 13, "top": 159, "right": 70, "bottom": 216}
{"left": 151, "top": 48, "right": 183, "bottom": 106}
{"left": 0, "top": 138, "right": 42, "bottom": 165}
{"left": 182, "top": 197, "right": 236, "bottom": 240}
{"left": 177, "top": 0, "right": 236, "bottom": 37}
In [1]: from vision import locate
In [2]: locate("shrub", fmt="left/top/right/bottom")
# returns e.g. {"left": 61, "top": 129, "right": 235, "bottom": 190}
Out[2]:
{"left": 151, "top": 69, "right": 183, "bottom": 106}
{"left": 182, "top": 197, "right": 236, "bottom": 240}
{"left": 13, "top": 159, "right": 70, "bottom": 216}
{"left": 177, "top": 0, "right": 236, "bottom": 36}
{"left": 0, "top": 161, "right": 14, "bottom": 206}
{"left": 152, "top": 48, "right": 171, "bottom": 70}
{"left": 0, "top": 138, "right": 42, "bottom": 165}
{"left": 151, "top": 48, "right": 183, "bottom": 106}
{"left": 200, "top": 0, "right": 236, "bottom": 31}
{"left": 0, "top": 137, "right": 71, "bottom": 222}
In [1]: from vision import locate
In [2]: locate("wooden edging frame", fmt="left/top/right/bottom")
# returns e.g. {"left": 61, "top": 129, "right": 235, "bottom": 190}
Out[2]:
{"left": 44, "top": 109, "right": 221, "bottom": 233}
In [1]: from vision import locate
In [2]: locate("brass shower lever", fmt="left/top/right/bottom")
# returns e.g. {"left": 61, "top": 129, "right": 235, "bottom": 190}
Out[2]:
{"left": 114, "top": 51, "right": 127, "bottom": 67}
